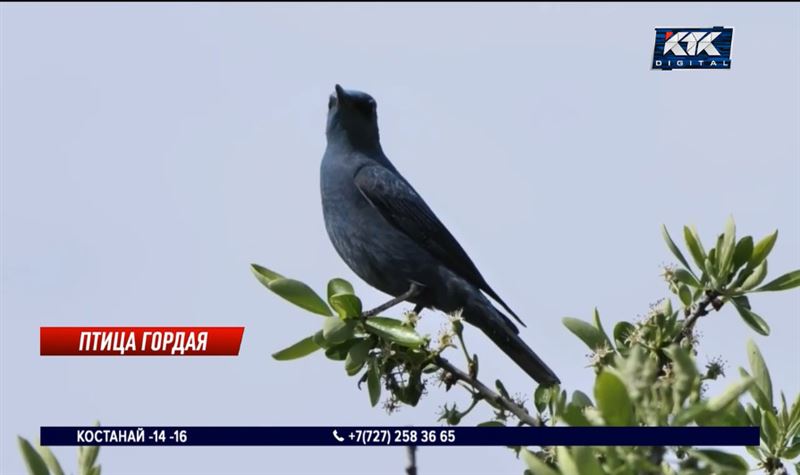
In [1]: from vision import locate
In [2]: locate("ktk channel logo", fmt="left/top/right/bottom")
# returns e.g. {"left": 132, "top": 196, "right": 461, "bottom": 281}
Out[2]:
{"left": 652, "top": 27, "right": 733, "bottom": 70}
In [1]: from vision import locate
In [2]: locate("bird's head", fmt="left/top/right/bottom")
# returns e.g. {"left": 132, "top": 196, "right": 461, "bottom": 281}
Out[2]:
{"left": 326, "top": 84, "right": 381, "bottom": 151}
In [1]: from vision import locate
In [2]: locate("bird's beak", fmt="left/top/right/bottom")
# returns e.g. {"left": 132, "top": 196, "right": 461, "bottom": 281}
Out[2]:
{"left": 335, "top": 84, "right": 347, "bottom": 104}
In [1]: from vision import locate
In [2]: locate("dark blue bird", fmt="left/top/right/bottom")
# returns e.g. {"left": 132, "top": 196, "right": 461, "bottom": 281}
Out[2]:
{"left": 320, "top": 85, "right": 559, "bottom": 385}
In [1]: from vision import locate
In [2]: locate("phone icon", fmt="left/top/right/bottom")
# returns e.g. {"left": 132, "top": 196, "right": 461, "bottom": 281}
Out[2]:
{"left": 332, "top": 430, "right": 345, "bottom": 442}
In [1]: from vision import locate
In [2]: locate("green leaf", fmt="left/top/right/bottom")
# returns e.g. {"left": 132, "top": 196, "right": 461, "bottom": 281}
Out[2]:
{"left": 556, "top": 389, "right": 568, "bottom": 416}
{"left": 534, "top": 384, "right": 551, "bottom": 413}
{"left": 691, "top": 449, "right": 749, "bottom": 472}
{"left": 77, "top": 422, "right": 101, "bottom": 471}
{"left": 662, "top": 224, "right": 696, "bottom": 275}
{"left": 265, "top": 278, "right": 332, "bottom": 316}
{"left": 738, "top": 260, "right": 768, "bottom": 292}
{"left": 745, "top": 445, "right": 764, "bottom": 462}
{"left": 674, "top": 269, "right": 700, "bottom": 288}
{"left": 367, "top": 360, "right": 381, "bottom": 407}
{"left": 730, "top": 297, "right": 770, "bottom": 336}
{"left": 732, "top": 236, "right": 754, "bottom": 271}
{"left": 329, "top": 293, "right": 363, "bottom": 319}
{"left": 559, "top": 403, "right": 591, "bottom": 427}
{"left": 322, "top": 317, "right": 355, "bottom": 344}
{"left": 748, "top": 230, "right": 778, "bottom": 270}
{"left": 706, "top": 258, "right": 720, "bottom": 288}
{"left": 345, "top": 339, "right": 370, "bottom": 376}
{"left": 727, "top": 401, "right": 751, "bottom": 427}
{"left": 706, "top": 377, "right": 753, "bottom": 412}
{"left": 570, "top": 446, "right": 604, "bottom": 475}
{"left": 571, "top": 390, "right": 593, "bottom": 408}
{"left": 324, "top": 340, "right": 356, "bottom": 361}
{"left": 782, "top": 441, "right": 800, "bottom": 460}
{"left": 779, "top": 392, "right": 790, "bottom": 429}
{"left": 739, "top": 368, "right": 772, "bottom": 412}
{"left": 271, "top": 335, "right": 320, "bottom": 361}
{"left": 693, "top": 285, "right": 705, "bottom": 301}
{"left": 663, "top": 298, "right": 673, "bottom": 317}
{"left": 678, "top": 284, "right": 693, "bottom": 306}
{"left": 713, "top": 236, "right": 724, "bottom": 273}
{"left": 422, "top": 363, "right": 439, "bottom": 374}
{"left": 745, "top": 403, "right": 762, "bottom": 427}
{"left": 78, "top": 442, "right": 100, "bottom": 472}
{"left": 477, "top": 421, "right": 505, "bottom": 427}
{"left": 594, "top": 370, "right": 634, "bottom": 426}
{"left": 311, "top": 330, "right": 330, "bottom": 349}
{"left": 684, "top": 225, "right": 708, "bottom": 273}
{"left": 37, "top": 446, "right": 64, "bottom": 475}
{"left": 755, "top": 269, "right": 800, "bottom": 292}
{"left": 664, "top": 345, "right": 699, "bottom": 405}
{"left": 762, "top": 410, "right": 779, "bottom": 449}
{"left": 665, "top": 345, "right": 699, "bottom": 380}
{"left": 673, "top": 402, "right": 710, "bottom": 426}
{"left": 364, "top": 317, "right": 425, "bottom": 348}
{"left": 746, "top": 340, "right": 773, "bottom": 408}
{"left": 496, "top": 380, "right": 511, "bottom": 399}
{"left": 521, "top": 449, "right": 560, "bottom": 475}
{"left": 397, "top": 369, "right": 425, "bottom": 406}
{"left": 17, "top": 437, "right": 49, "bottom": 475}
{"left": 718, "top": 216, "right": 736, "bottom": 276}
{"left": 250, "top": 264, "right": 284, "bottom": 287}
{"left": 562, "top": 317, "right": 606, "bottom": 351}
{"left": 789, "top": 393, "right": 800, "bottom": 437}
{"left": 556, "top": 446, "right": 604, "bottom": 475}
{"left": 326, "top": 278, "right": 354, "bottom": 300}
{"left": 556, "top": 446, "right": 579, "bottom": 475}
{"left": 613, "top": 321, "right": 635, "bottom": 352}
{"left": 591, "top": 308, "right": 613, "bottom": 349}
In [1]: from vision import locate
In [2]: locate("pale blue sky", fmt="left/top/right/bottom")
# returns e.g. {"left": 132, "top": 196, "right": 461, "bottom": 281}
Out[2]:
{"left": 2, "top": 3, "right": 799, "bottom": 474}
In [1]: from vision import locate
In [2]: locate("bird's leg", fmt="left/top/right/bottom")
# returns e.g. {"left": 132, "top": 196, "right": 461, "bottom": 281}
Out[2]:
{"left": 362, "top": 282, "right": 422, "bottom": 318}
{"left": 412, "top": 304, "right": 424, "bottom": 316}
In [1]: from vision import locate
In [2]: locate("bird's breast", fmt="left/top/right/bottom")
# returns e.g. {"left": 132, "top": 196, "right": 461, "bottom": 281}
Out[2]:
{"left": 320, "top": 157, "right": 433, "bottom": 296}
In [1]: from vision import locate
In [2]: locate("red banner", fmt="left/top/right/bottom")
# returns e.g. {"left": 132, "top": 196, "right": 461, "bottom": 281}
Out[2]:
{"left": 40, "top": 327, "right": 244, "bottom": 356}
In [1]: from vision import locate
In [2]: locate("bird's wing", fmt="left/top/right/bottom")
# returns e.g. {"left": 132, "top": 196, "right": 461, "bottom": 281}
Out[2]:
{"left": 353, "top": 164, "right": 525, "bottom": 326}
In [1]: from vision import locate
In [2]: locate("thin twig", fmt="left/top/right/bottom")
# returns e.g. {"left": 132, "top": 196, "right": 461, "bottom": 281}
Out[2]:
{"left": 405, "top": 445, "right": 417, "bottom": 475}
{"left": 681, "top": 290, "right": 721, "bottom": 338}
{"left": 361, "top": 285, "right": 539, "bottom": 427}
{"left": 363, "top": 282, "right": 422, "bottom": 318}
{"left": 435, "top": 356, "right": 542, "bottom": 427}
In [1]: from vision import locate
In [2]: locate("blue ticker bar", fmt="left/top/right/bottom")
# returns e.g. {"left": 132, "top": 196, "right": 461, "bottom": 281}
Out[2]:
{"left": 40, "top": 426, "right": 760, "bottom": 447}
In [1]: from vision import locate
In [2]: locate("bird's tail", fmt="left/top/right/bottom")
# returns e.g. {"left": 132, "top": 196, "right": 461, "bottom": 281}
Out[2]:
{"left": 466, "top": 304, "right": 560, "bottom": 386}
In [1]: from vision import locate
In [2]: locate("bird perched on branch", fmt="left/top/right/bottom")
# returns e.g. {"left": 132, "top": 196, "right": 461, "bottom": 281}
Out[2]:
{"left": 320, "top": 85, "right": 559, "bottom": 385}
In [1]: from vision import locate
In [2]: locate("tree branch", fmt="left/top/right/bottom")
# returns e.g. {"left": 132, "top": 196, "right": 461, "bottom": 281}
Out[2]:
{"left": 405, "top": 445, "right": 417, "bottom": 475}
{"left": 363, "top": 282, "right": 422, "bottom": 318}
{"left": 434, "top": 356, "right": 542, "bottom": 427}
{"left": 681, "top": 290, "right": 722, "bottom": 338}
{"left": 363, "top": 284, "right": 542, "bottom": 427}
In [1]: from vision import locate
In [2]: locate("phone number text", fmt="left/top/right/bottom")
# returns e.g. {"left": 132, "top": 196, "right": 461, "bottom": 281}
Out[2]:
{"left": 351, "top": 429, "right": 455, "bottom": 445}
